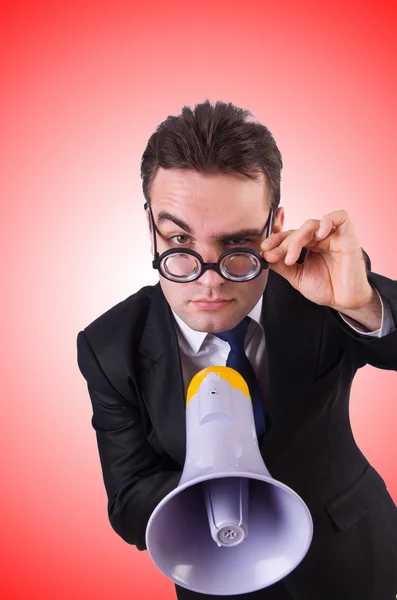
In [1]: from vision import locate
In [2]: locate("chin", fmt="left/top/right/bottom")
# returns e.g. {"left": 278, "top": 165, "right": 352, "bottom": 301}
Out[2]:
{"left": 187, "top": 310, "right": 244, "bottom": 334}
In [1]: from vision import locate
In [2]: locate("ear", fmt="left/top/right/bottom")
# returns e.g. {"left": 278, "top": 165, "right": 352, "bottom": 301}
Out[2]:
{"left": 272, "top": 207, "right": 285, "bottom": 234}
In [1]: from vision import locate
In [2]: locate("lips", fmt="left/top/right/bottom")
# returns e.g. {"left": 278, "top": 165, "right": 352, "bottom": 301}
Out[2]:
{"left": 192, "top": 298, "right": 233, "bottom": 309}
{"left": 194, "top": 298, "right": 231, "bottom": 303}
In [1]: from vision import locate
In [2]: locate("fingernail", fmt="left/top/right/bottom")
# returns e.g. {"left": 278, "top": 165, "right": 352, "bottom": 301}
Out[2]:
{"left": 316, "top": 227, "right": 324, "bottom": 238}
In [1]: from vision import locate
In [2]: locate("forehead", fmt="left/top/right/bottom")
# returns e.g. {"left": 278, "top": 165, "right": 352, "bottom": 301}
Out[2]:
{"left": 150, "top": 168, "right": 270, "bottom": 227}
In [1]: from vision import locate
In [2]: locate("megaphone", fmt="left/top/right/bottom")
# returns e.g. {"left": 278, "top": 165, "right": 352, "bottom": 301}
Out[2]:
{"left": 146, "top": 366, "right": 313, "bottom": 596}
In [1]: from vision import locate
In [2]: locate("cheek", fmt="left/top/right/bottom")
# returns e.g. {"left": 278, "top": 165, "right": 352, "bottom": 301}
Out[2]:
{"left": 159, "top": 277, "right": 189, "bottom": 305}
{"left": 239, "top": 272, "right": 268, "bottom": 301}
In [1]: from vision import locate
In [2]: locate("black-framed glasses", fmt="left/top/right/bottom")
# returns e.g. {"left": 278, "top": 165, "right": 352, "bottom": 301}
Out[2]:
{"left": 144, "top": 202, "right": 305, "bottom": 283}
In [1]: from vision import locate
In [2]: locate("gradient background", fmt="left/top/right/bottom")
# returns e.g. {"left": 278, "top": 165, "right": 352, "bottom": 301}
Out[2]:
{"left": 1, "top": 0, "right": 396, "bottom": 598}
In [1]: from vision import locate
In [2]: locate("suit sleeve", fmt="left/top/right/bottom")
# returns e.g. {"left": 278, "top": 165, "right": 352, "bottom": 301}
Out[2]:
{"left": 329, "top": 270, "right": 397, "bottom": 371}
{"left": 77, "top": 330, "right": 182, "bottom": 551}
{"left": 338, "top": 285, "right": 395, "bottom": 337}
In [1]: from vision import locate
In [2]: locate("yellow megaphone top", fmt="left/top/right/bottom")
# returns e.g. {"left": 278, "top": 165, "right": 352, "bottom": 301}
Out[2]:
{"left": 186, "top": 366, "right": 251, "bottom": 406}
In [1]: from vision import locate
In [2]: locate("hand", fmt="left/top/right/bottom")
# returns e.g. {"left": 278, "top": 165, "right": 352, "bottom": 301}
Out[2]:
{"left": 260, "top": 210, "right": 374, "bottom": 313}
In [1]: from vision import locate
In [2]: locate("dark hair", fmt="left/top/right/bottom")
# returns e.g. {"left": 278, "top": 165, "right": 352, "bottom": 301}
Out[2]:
{"left": 141, "top": 100, "right": 283, "bottom": 210}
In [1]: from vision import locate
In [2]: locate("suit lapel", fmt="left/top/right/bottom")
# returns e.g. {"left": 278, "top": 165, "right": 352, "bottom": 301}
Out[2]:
{"left": 260, "top": 272, "right": 321, "bottom": 465}
{"left": 138, "top": 275, "right": 322, "bottom": 469}
{"left": 138, "top": 283, "right": 187, "bottom": 466}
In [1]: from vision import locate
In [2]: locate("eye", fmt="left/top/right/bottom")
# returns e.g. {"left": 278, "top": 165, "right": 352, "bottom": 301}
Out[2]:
{"left": 227, "top": 238, "right": 251, "bottom": 246}
{"left": 169, "top": 234, "right": 191, "bottom": 245}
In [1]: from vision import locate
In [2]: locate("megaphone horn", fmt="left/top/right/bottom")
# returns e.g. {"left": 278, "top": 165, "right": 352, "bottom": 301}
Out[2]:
{"left": 146, "top": 366, "right": 313, "bottom": 596}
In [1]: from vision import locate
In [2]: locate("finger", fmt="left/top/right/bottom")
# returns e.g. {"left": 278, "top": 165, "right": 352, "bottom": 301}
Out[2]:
{"left": 267, "top": 251, "right": 300, "bottom": 283}
{"left": 263, "top": 246, "right": 307, "bottom": 267}
{"left": 262, "top": 228, "right": 310, "bottom": 264}
{"left": 287, "top": 211, "right": 351, "bottom": 262}
{"left": 315, "top": 217, "right": 337, "bottom": 240}
{"left": 260, "top": 230, "right": 293, "bottom": 251}
{"left": 315, "top": 210, "right": 348, "bottom": 238}
{"left": 262, "top": 246, "right": 287, "bottom": 262}
{"left": 282, "top": 219, "right": 321, "bottom": 264}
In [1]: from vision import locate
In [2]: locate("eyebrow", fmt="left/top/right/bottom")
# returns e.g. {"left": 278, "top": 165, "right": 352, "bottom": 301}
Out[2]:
{"left": 156, "top": 210, "right": 268, "bottom": 243}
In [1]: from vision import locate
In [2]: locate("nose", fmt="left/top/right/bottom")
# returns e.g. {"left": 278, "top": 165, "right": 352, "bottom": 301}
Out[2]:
{"left": 195, "top": 245, "right": 226, "bottom": 287}
{"left": 196, "top": 265, "right": 225, "bottom": 287}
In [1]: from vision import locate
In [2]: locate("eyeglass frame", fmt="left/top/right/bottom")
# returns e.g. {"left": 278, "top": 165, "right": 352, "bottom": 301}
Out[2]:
{"left": 144, "top": 202, "right": 306, "bottom": 283}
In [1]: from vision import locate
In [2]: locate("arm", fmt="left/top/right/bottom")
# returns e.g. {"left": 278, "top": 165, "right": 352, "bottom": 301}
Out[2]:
{"left": 77, "top": 330, "right": 182, "bottom": 550}
{"left": 338, "top": 284, "right": 396, "bottom": 337}
{"left": 329, "top": 271, "right": 397, "bottom": 371}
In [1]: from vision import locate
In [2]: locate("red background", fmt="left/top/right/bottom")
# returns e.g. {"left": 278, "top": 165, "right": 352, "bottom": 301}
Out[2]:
{"left": 1, "top": 1, "right": 396, "bottom": 598}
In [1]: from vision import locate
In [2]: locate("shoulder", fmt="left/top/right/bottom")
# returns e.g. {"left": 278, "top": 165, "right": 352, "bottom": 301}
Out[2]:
{"left": 83, "top": 284, "right": 156, "bottom": 335}
{"left": 78, "top": 283, "right": 161, "bottom": 365}
{"left": 76, "top": 283, "right": 169, "bottom": 397}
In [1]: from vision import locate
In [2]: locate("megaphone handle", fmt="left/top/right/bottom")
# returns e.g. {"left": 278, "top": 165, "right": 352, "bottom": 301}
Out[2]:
{"left": 203, "top": 478, "right": 249, "bottom": 547}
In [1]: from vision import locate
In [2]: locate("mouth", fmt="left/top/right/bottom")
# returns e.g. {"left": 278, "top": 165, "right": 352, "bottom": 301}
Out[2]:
{"left": 191, "top": 299, "right": 233, "bottom": 310}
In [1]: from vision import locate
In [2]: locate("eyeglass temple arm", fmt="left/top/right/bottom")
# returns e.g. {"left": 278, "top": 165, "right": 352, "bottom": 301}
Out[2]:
{"left": 144, "top": 202, "right": 161, "bottom": 268}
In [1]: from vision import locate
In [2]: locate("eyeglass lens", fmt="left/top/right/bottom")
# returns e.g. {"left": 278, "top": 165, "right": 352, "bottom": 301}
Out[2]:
{"left": 162, "top": 254, "right": 201, "bottom": 280}
{"left": 222, "top": 253, "right": 260, "bottom": 278}
{"left": 160, "top": 251, "right": 261, "bottom": 282}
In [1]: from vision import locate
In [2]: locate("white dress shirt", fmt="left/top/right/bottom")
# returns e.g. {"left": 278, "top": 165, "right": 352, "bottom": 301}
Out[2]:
{"left": 172, "top": 287, "right": 395, "bottom": 398}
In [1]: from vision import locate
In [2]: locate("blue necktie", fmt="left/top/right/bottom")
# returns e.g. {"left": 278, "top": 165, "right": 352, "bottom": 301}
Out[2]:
{"left": 214, "top": 317, "right": 266, "bottom": 438}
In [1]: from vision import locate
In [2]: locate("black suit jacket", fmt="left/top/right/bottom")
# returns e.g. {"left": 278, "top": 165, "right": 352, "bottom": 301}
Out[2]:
{"left": 77, "top": 266, "right": 397, "bottom": 599}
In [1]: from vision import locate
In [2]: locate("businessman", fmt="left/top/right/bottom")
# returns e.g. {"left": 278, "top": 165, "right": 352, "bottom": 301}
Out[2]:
{"left": 77, "top": 101, "right": 397, "bottom": 599}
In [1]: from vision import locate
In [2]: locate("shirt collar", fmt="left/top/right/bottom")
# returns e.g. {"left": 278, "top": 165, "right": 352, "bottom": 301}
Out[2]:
{"left": 171, "top": 295, "right": 264, "bottom": 354}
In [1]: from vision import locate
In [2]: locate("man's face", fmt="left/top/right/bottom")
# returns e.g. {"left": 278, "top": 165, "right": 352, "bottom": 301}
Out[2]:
{"left": 147, "top": 168, "right": 284, "bottom": 333}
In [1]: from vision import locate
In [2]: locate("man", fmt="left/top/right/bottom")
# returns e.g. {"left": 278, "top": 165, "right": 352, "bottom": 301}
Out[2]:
{"left": 76, "top": 101, "right": 397, "bottom": 600}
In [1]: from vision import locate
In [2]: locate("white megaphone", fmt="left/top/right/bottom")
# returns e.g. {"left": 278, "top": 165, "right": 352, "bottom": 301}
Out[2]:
{"left": 146, "top": 366, "right": 313, "bottom": 596}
